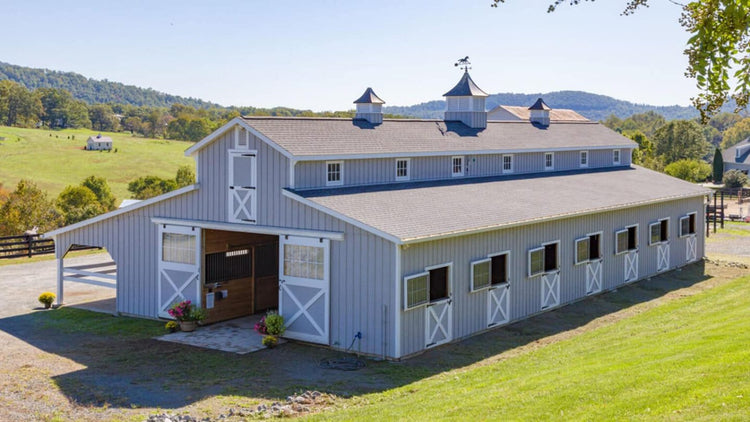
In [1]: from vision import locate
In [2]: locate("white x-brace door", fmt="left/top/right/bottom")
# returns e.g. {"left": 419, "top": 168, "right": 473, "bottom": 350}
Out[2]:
{"left": 487, "top": 283, "right": 510, "bottom": 327}
{"left": 541, "top": 271, "right": 560, "bottom": 309}
{"left": 657, "top": 242, "right": 670, "bottom": 272}
{"left": 426, "top": 297, "right": 452, "bottom": 348}
{"left": 686, "top": 235, "right": 697, "bottom": 263}
{"left": 624, "top": 250, "right": 639, "bottom": 283}
{"left": 279, "top": 236, "right": 330, "bottom": 344}
{"left": 586, "top": 259, "right": 603, "bottom": 295}
{"left": 158, "top": 225, "right": 201, "bottom": 319}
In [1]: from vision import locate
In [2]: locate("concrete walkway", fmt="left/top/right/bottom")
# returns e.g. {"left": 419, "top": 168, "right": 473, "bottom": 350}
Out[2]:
{"left": 0, "top": 254, "right": 116, "bottom": 318}
{"left": 157, "top": 315, "right": 283, "bottom": 354}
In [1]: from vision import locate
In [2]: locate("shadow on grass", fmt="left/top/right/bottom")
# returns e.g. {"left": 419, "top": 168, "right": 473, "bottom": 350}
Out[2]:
{"left": 0, "top": 261, "right": 711, "bottom": 410}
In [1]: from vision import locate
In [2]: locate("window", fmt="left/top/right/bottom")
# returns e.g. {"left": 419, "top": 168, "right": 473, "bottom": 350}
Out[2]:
{"left": 326, "top": 161, "right": 343, "bottom": 186}
{"left": 502, "top": 154, "right": 514, "bottom": 173}
{"left": 395, "top": 158, "right": 410, "bottom": 181}
{"left": 613, "top": 149, "right": 621, "bottom": 165}
{"left": 528, "top": 241, "right": 559, "bottom": 277}
{"left": 649, "top": 218, "right": 669, "bottom": 245}
{"left": 404, "top": 272, "right": 429, "bottom": 310}
{"left": 580, "top": 151, "right": 588, "bottom": 168}
{"left": 471, "top": 252, "right": 509, "bottom": 291}
{"left": 544, "top": 152, "right": 554, "bottom": 170}
{"left": 283, "top": 244, "right": 324, "bottom": 280}
{"left": 429, "top": 266, "right": 450, "bottom": 301}
{"left": 452, "top": 156, "right": 464, "bottom": 177}
{"left": 615, "top": 225, "right": 638, "bottom": 254}
{"left": 162, "top": 233, "right": 196, "bottom": 265}
{"left": 680, "top": 213, "right": 697, "bottom": 237}
{"left": 205, "top": 248, "right": 251, "bottom": 284}
{"left": 575, "top": 233, "right": 602, "bottom": 265}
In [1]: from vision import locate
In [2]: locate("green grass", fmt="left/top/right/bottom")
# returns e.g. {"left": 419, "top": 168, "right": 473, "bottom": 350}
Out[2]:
{"left": 0, "top": 126, "right": 194, "bottom": 203}
{"left": 308, "top": 275, "right": 750, "bottom": 421}
{"left": 36, "top": 307, "right": 165, "bottom": 338}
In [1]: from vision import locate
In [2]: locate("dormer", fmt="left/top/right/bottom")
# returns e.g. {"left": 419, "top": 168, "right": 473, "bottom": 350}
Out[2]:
{"left": 443, "top": 71, "right": 489, "bottom": 129}
{"left": 354, "top": 87, "right": 385, "bottom": 125}
{"left": 528, "top": 98, "right": 551, "bottom": 127}
{"left": 735, "top": 143, "right": 750, "bottom": 161}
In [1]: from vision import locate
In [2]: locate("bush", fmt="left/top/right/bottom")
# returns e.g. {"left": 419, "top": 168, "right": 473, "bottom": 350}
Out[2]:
{"left": 664, "top": 159, "right": 712, "bottom": 183}
{"left": 723, "top": 169, "right": 749, "bottom": 188}
{"left": 262, "top": 335, "right": 279, "bottom": 348}
{"left": 38, "top": 292, "right": 55, "bottom": 307}
{"left": 264, "top": 311, "right": 286, "bottom": 336}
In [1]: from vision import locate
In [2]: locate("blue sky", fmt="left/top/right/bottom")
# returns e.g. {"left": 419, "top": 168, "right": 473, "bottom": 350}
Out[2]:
{"left": 2, "top": 0, "right": 693, "bottom": 111}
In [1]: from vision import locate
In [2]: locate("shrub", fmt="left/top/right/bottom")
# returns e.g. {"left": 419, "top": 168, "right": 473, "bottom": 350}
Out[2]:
{"left": 38, "top": 292, "right": 55, "bottom": 307}
{"left": 264, "top": 311, "right": 286, "bottom": 336}
{"left": 664, "top": 159, "right": 711, "bottom": 183}
{"left": 723, "top": 169, "right": 749, "bottom": 188}
{"left": 165, "top": 321, "right": 179, "bottom": 332}
{"left": 262, "top": 335, "right": 279, "bottom": 348}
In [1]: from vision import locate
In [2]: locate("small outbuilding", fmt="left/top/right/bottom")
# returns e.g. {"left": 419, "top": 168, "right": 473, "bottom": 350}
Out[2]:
{"left": 86, "top": 134, "right": 113, "bottom": 151}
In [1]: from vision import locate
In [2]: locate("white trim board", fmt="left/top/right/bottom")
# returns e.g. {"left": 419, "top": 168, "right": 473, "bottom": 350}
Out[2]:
{"left": 185, "top": 118, "right": 294, "bottom": 159}
{"left": 151, "top": 217, "right": 344, "bottom": 241}
{"left": 45, "top": 184, "right": 200, "bottom": 238}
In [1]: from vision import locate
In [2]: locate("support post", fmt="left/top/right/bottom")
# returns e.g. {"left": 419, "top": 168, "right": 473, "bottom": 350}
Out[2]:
{"left": 721, "top": 191, "right": 725, "bottom": 229}
{"left": 713, "top": 193, "right": 718, "bottom": 233}
{"left": 56, "top": 257, "right": 64, "bottom": 306}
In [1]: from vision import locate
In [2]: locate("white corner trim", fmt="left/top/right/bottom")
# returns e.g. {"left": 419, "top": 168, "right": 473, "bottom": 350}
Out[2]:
{"left": 281, "top": 189, "right": 403, "bottom": 245}
{"left": 394, "top": 245, "right": 402, "bottom": 358}
{"left": 45, "top": 184, "right": 200, "bottom": 238}
{"left": 150, "top": 217, "right": 344, "bottom": 241}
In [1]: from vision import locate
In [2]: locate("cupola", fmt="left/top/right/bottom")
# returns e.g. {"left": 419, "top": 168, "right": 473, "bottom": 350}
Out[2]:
{"left": 528, "top": 98, "right": 551, "bottom": 126}
{"left": 443, "top": 58, "right": 489, "bottom": 129}
{"left": 353, "top": 87, "right": 385, "bottom": 124}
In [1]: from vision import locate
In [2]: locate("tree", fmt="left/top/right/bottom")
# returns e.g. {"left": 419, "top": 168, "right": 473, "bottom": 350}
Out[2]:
{"left": 81, "top": 176, "right": 117, "bottom": 211}
{"left": 127, "top": 176, "right": 178, "bottom": 200}
{"left": 709, "top": 112, "right": 742, "bottom": 133}
{"left": 653, "top": 120, "right": 711, "bottom": 164}
{"left": 89, "top": 104, "right": 120, "bottom": 132}
{"left": 0, "top": 80, "right": 42, "bottom": 127}
{"left": 491, "top": 0, "right": 750, "bottom": 121}
{"left": 56, "top": 185, "right": 103, "bottom": 225}
{"left": 712, "top": 148, "right": 724, "bottom": 183}
{"left": 721, "top": 117, "right": 750, "bottom": 149}
{"left": 627, "top": 130, "right": 660, "bottom": 169}
{"left": 723, "top": 169, "right": 748, "bottom": 188}
{"left": 175, "top": 165, "right": 196, "bottom": 187}
{"left": 0, "top": 180, "right": 61, "bottom": 236}
{"left": 65, "top": 100, "right": 91, "bottom": 129}
{"left": 664, "top": 159, "right": 712, "bottom": 183}
{"left": 37, "top": 87, "right": 72, "bottom": 128}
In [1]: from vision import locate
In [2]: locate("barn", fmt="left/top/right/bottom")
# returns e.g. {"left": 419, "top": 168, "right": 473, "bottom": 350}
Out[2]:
{"left": 46, "top": 70, "right": 709, "bottom": 359}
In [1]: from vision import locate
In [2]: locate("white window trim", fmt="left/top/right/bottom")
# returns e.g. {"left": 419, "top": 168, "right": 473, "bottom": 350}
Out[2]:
{"left": 227, "top": 149, "right": 258, "bottom": 224}
{"left": 615, "top": 224, "right": 638, "bottom": 255}
{"left": 488, "top": 250, "right": 511, "bottom": 286}
{"left": 470, "top": 258, "right": 492, "bottom": 293}
{"left": 528, "top": 241, "right": 560, "bottom": 278}
{"left": 588, "top": 231, "right": 603, "bottom": 261}
{"left": 425, "top": 262, "right": 453, "bottom": 302}
{"left": 574, "top": 236, "right": 590, "bottom": 265}
{"left": 649, "top": 218, "right": 670, "bottom": 246}
{"left": 502, "top": 154, "right": 514, "bottom": 174}
{"left": 613, "top": 149, "right": 621, "bottom": 165}
{"left": 470, "top": 250, "right": 511, "bottom": 293}
{"left": 395, "top": 158, "right": 411, "bottom": 181}
{"left": 234, "top": 126, "right": 251, "bottom": 150}
{"left": 452, "top": 156, "right": 464, "bottom": 177}
{"left": 403, "top": 271, "right": 429, "bottom": 311}
{"left": 679, "top": 212, "right": 697, "bottom": 237}
{"left": 528, "top": 247, "right": 545, "bottom": 278}
{"left": 580, "top": 150, "right": 589, "bottom": 168}
{"left": 325, "top": 160, "right": 344, "bottom": 186}
{"left": 544, "top": 152, "right": 554, "bottom": 171}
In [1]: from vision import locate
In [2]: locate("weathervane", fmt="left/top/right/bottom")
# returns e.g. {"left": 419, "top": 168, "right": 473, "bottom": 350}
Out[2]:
{"left": 454, "top": 56, "right": 471, "bottom": 73}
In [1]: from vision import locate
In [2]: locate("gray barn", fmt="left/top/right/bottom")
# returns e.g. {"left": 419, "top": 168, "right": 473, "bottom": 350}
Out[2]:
{"left": 46, "top": 71, "right": 709, "bottom": 359}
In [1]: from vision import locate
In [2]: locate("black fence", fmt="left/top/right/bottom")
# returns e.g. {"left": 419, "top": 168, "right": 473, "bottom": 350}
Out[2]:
{"left": 0, "top": 234, "right": 99, "bottom": 260}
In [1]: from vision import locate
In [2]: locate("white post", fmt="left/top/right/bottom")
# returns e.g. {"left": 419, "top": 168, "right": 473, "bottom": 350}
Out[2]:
{"left": 56, "top": 257, "right": 64, "bottom": 306}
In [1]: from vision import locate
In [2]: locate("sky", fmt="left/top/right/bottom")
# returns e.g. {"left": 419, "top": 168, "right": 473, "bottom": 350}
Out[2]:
{"left": 1, "top": 0, "right": 694, "bottom": 111}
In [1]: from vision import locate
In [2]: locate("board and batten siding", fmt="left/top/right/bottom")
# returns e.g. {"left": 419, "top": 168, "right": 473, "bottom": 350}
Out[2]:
{"left": 294, "top": 149, "right": 631, "bottom": 190}
{"left": 397, "top": 196, "right": 704, "bottom": 358}
{"left": 55, "top": 124, "right": 399, "bottom": 358}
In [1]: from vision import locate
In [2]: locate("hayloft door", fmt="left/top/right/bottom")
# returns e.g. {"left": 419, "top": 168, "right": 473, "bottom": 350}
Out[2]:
{"left": 158, "top": 225, "right": 201, "bottom": 318}
{"left": 279, "top": 236, "right": 330, "bottom": 344}
{"left": 228, "top": 150, "right": 257, "bottom": 224}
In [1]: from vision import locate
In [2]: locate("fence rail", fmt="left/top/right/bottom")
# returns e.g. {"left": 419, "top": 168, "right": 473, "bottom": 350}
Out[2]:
{"left": 0, "top": 234, "right": 100, "bottom": 260}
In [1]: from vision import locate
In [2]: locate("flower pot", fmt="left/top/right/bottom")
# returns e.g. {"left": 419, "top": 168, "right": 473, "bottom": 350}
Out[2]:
{"left": 179, "top": 320, "right": 197, "bottom": 332}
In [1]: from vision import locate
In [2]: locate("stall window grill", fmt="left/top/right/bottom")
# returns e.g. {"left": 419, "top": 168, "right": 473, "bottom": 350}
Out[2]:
{"left": 205, "top": 248, "right": 252, "bottom": 284}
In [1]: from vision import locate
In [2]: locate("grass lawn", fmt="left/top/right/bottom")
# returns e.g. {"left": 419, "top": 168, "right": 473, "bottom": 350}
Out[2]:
{"left": 0, "top": 126, "right": 194, "bottom": 202}
{"left": 308, "top": 271, "right": 750, "bottom": 421}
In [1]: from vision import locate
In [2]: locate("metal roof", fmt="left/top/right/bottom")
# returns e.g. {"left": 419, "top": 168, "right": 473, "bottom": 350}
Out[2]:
{"left": 443, "top": 71, "right": 489, "bottom": 97}
{"left": 240, "top": 116, "right": 636, "bottom": 158}
{"left": 290, "top": 166, "right": 710, "bottom": 243}
{"left": 528, "top": 98, "right": 551, "bottom": 110}
{"left": 353, "top": 87, "right": 385, "bottom": 104}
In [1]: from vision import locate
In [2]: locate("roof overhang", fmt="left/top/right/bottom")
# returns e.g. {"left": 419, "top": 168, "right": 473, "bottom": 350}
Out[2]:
{"left": 151, "top": 217, "right": 345, "bottom": 241}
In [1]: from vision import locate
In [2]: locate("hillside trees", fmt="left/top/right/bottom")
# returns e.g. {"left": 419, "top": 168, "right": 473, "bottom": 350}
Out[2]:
{"left": 0, "top": 80, "right": 42, "bottom": 126}
{"left": 56, "top": 185, "right": 103, "bottom": 225}
{"left": 81, "top": 176, "right": 116, "bottom": 211}
{"left": 664, "top": 159, "right": 711, "bottom": 183}
{"left": 653, "top": 120, "right": 711, "bottom": 164}
{"left": 721, "top": 117, "right": 750, "bottom": 149}
{"left": 37, "top": 88, "right": 91, "bottom": 129}
{"left": 0, "top": 180, "right": 61, "bottom": 236}
{"left": 89, "top": 104, "right": 120, "bottom": 132}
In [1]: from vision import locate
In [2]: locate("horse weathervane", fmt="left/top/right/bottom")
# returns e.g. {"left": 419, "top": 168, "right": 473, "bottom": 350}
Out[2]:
{"left": 454, "top": 56, "right": 471, "bottom": 72}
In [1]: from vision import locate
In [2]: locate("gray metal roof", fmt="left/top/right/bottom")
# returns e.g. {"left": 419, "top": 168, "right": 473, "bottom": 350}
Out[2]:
{"left": 722, "top": 138, "right": 750, "bottom": 166}
{"left": 528, "top": 98, "right": 551, "bottom": 110}
{"left": 293, "top": 166, "right": 710, "bottom": 243}
{"left": 443, "top": 71, "right": 489, "bottom": 97}
{"left": 353, "top": 87, "right": 385, "bottom": 104}
{"left": 242, "top": 117, "right": 636, "bottom": 157}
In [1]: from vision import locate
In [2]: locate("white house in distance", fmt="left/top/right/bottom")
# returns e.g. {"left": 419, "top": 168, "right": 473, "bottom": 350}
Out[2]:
{"left": 86, "top": 134, "right": 113, "bottom": 150}
{"left": 46, "top": 67, "right": 709, "bottom": 360}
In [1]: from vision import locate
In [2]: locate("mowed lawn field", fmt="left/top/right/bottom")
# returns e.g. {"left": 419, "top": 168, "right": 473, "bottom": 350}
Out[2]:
{"left": 0, "top": 126, "right": 194, "bottom": 203}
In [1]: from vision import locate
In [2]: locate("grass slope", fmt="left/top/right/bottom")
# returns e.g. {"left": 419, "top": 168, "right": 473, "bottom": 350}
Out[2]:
{"left": 0, "top": 126, "right": 194, "bottom": 203}
{"left": 310, "top": 274, "right": 750, "bottom": 421}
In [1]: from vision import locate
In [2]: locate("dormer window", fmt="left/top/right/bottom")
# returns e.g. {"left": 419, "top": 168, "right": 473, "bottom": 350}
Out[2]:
{"left": 544, "top": 152, "right": 554, "bottom": 171}
{"left": 580, "top": 151, "right": 588, "bottom": 168}
{"left": 395, "top": 158, "right": 411, "bottom": 181}
{"left": 613, "top": 149, "right": 621, "bottom": 165}
{"left": 326, "top": 161, "right": 343, "bottom": 186}
{"left": 452, "top": 156, "right": 464, "bottom": 177}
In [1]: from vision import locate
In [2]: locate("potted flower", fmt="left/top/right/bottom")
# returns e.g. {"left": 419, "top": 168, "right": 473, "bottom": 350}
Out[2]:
{"left": 167, "top": 300, "right": 206, "bottom": 332}
{"left": 38, "top": 292, "right": 56, "bottom": 309}
{"left": 262, "top": 311, "right": 285, "bottom": 348}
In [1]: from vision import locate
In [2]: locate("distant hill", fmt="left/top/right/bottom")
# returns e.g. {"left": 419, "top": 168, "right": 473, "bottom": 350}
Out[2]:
{"left": 385, "top": 91, "right": 707, "bottom": 121}
{"left": 0, "top": 61, "right": 221, "bottom": 109}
